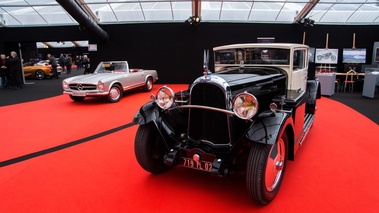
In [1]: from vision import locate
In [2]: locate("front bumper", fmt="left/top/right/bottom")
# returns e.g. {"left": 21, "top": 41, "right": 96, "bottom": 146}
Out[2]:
{"left": 63, "top": 90, "right": 109, "bottom": 97}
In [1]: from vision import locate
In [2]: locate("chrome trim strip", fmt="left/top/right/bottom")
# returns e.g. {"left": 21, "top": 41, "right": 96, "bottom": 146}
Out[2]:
{"left": 169, "top": 104, "right": 235, "bottom": 115}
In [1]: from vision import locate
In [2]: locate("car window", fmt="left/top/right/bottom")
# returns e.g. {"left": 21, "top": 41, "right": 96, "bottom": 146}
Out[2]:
{"left": 95, "top": 62, "right": 127, "bottom": 73}
{"left": 293, "top": 49, "right": 306, "bottom": 71}
{"left": 214, "top": 48, "right": 290, "bottom": 67}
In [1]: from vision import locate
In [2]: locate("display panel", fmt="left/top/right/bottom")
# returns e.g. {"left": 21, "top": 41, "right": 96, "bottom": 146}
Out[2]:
{"left": 375, "top": 48, "right": 379, "bottom": 62}
{"left": 342, "top": 48, "right": 366, "bottom": 63}
{"left": 315, "top": 48, "right": 338, "bottom": 64}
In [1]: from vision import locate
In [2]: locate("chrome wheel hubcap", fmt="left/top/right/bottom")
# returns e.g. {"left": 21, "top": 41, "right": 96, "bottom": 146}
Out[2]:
{"left": 109, "top": 87, "right": 121, "bottom": 100}
{"left": 265, "top": 138, "right": 285, "bottom": 192}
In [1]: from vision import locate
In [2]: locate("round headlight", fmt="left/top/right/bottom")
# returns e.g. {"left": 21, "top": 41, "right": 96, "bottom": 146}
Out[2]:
{"left": 62, "top": 81, "right": 69, "bottom": 90}
{"left": 156, "top": 86, "right": 174, "bottom": 109}
{"left": 97, "top": 80, "right": 104, "bottom": 91}
{"left": 233, "top": 92, "right": 258, "bottom": 119}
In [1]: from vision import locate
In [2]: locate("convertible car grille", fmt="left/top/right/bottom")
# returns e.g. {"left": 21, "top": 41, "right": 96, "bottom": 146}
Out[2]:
{"left": 69, "top": 84, "right": 97, "bottom": 91}
{"left": 188, "top": 83, "right": 230, "bottom": 145}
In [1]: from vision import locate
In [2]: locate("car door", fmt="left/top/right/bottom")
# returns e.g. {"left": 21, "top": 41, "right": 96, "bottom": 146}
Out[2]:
{"left": 290, "top": 48, "right": 308, "bottom": 92}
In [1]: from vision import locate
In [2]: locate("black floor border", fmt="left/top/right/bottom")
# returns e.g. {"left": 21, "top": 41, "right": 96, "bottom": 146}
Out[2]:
{"left": 0, "top": 122, "right": 135, "bottom": 168}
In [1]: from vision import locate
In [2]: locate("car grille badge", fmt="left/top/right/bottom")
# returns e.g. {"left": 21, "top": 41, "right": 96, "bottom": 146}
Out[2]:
{"left": 77, "top": 84, "right": 84, "bottom": 90}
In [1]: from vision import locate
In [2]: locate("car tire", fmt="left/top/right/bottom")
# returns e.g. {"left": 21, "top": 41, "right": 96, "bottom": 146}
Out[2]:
{"left": 69, "top": 95, "right": 85, "bottom": 102}
{"left": 107, "top": 84, "right": 123, "bottom": 103}
{"left": 35, "top": 70, "right": 45, "bottom": 80}
{"left": 134, "top": 123, "right": 171, "bottom": 174}
{"left": 246, "top": 130, "right": 288, "bottom": 205}
{"left": 143, "top": 77, "right": 153, "bottom": 92}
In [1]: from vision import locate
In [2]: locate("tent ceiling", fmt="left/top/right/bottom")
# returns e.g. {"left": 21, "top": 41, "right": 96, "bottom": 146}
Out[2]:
{"left": 0, "top": 0, "right": 378, "bottom": 27}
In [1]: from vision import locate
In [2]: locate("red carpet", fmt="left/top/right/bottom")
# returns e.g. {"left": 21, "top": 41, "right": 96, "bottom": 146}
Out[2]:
{"left": 0, "top": 84, "right": 378, "bottom": 212}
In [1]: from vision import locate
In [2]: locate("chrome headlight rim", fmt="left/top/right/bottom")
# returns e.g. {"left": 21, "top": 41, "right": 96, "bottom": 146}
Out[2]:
{"left": 232, "top": 92, "right": 259, "bottom": 120}
{"left": 97, "top": 80, "right": 104, "bottom": 91}
{"left": 155, "top": 86, "right": 175, "bottom": 110}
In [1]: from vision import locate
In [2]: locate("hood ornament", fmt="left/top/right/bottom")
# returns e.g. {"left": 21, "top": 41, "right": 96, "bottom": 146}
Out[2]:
{"left": 203, "top": 49, "right": 212, "bottom": 80}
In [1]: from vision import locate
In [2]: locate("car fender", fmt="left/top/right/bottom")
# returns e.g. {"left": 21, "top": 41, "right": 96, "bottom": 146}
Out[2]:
{"left": 133, "top": 102, "right": 179, "bottom": 147}
{"left": 133, "top": 101, "right": 160, "bottom": 125}
{"left": 246, "top": 112, "right": 293, "bottom": 146}
{"left": 110, "top": 81, "right": 123, "bottom": 91}
{"left": 307, "top": 79, "right": 321, "bottom": 102}
{"left": 306, "top": 79, "right": 321, "bottom": 114}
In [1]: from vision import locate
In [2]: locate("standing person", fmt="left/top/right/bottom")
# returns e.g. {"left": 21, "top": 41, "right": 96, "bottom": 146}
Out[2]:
{"left": 65, "top": 54, "right": 72, "bottom": 74}
{"left": 59, "top": 54, "right": 65, "bottom": 73}
{"left": 75, "top": 55, "right": 81, "bottom": 71}
{"left": 47, "top": 54, "right": 58, "bottom": 79}
{"left": 0, "top": 53, "right": 9, "bottom": 88}
{"left": 8, "top": 51, "right": 23, "bottom": 89}
{"left": 82, "top": 55, "right": 90, "bottom": 74}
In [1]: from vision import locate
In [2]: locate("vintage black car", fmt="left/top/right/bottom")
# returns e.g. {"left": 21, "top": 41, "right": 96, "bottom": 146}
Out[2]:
{"left": 133, "top": 43, "right": 321, "bottom": 205}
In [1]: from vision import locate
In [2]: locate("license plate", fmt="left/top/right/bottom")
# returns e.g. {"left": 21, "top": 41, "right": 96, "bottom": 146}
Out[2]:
{"left": 72, "top": 91, "right": 86, "bottom": 96}
{"left": 182, "top": 157, "right": 212, "bottom": 172}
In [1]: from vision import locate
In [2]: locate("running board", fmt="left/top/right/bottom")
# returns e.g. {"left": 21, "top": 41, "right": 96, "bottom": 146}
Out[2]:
{"left": 299, "top": 113, "right": 316, "bottom": 146}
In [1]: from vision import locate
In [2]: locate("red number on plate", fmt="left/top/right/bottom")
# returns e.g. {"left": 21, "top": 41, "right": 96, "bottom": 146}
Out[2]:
{"left": 183, "top": 158, "right": 212, "bottom": 172}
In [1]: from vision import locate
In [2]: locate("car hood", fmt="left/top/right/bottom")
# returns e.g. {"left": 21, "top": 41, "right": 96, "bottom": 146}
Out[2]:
{"left": 215, "top": 73, "right": 277, "bottom": 86}
{"left": 23, "top": 65, "right": 49, "bottom": 71}
{"left": 64, "top": 73, "right": 121, "bottom": 84}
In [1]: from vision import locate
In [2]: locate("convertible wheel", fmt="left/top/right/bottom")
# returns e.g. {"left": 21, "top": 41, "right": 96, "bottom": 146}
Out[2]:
{"left": 134, "top": 123, "right": 171, "bottom": 174}
{"left": 107, "top": 84, "right": 123, "bottom": 103}
{"left": 143, "top": 77, "right": 153, "bottom": 92}
{"left": 246, "top": 131, "right": 288, "bottom": 205}
{"left": 35, "top": 70, "right": 45, "bottom": 80}
{"left": 69, "top": 95, "right": 85, "bottom": 102}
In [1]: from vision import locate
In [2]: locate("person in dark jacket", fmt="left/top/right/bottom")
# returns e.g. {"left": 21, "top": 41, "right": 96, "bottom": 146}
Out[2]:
{"left": 47, "top": 54, "right": 58, "bottom": 79}
{"left": 82, "top": 55, "right": 90, "bottom": 74}
{"left": 0, "top": 53, "right": 10, "bottom": 88}
{"left": 8, "top": 51, "right": 23, "bottom": 89}
{"left": 59, "top": 54, "right": 65, "bottom": 73}
{"left": 65, "top": 54, "right": 72, "bottom": 74}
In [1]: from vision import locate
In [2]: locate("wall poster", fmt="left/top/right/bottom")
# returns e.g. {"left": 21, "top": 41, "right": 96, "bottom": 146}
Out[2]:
{"left": 315, "top": 48, "right": 338, "bottom": 64}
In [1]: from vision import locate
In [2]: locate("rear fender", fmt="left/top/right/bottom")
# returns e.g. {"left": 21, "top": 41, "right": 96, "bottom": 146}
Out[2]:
{"left": 308, "top": 79, "right": 321, "bottom": 100}
{"left": 306, "top": 79, "right": 321, "bottom": 114}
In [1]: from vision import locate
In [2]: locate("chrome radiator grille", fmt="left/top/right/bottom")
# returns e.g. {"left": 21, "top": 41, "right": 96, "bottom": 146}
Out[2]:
{"left": 188, "top": 83, "right": 230, "bottom": 145}
{"left": 69, "top": 84, "right": 97, "bottom": 91}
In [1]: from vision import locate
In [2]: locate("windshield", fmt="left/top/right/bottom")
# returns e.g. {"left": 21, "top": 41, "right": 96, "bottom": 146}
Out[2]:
{"left": 95, "top": 62, "right": 127, "bottom": 73}
{"left": 214, "top": 48, "right": 290, "bottom": 66}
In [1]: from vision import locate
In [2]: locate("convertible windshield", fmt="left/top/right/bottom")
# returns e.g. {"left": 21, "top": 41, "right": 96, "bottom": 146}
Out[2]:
{"left": 214, "top": 48, "right": 290, "bottom": 66}
{"left": 95, "top": 62, "right": 127, "bottom": 73}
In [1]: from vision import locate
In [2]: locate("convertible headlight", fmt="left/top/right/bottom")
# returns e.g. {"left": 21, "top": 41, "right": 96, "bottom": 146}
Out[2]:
{"left": 233, "top": 92, "right": 258, "bottom": 119}
{"left": 62, "top": 81, "right": 69, "bottom": 90}
{"left": 156, "top": 86, "right": 174, "bottom": 109}
{"left": 97, "top": 80, "right": 104, "bottom": 91}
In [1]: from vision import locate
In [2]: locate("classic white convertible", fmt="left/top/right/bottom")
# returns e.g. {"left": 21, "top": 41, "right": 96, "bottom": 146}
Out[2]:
{"left": 62, "top": 61, "right": 158, "bottom": 102}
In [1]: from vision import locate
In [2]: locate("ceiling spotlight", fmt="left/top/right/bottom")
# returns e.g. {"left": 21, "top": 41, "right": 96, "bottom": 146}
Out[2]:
{"left": 297, "top": 18, "right": 315, "bottom": 28}
{"left": 185, "top": 15, "right": 201, "bottom": 26}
